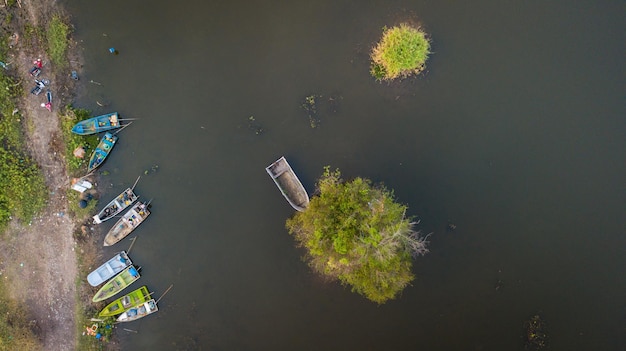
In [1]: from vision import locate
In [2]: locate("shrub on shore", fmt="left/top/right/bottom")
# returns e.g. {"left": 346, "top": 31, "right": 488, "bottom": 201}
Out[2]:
{"left": 370, "top": 23, "right": 431, "bottom": 81}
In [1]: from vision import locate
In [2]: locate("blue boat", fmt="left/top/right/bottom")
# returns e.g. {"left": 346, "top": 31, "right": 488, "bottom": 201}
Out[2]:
{"left": 71, "top": 112, "right": 121, "bottom": 135}
{"left": 88, "top": 132, "right": 118, "bottom": 172}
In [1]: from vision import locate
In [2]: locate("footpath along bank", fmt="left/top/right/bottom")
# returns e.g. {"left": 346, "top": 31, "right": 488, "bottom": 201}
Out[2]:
{"left": 0, "top": 1, "right": 126, "bottom": 350}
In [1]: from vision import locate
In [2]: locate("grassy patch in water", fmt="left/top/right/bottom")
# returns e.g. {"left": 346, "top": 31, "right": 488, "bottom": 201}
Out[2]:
{"left": 370, "top": 24, "right": 430, "bottom": 81}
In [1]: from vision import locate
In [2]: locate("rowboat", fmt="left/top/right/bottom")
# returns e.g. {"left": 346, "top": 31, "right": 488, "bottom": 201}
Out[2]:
{"left": 71, "top": 112, "right": 121, "bottom": 135}
{"left": 93, "top": 187, "right": 138, "bottom": 224}
{"left": 116, "top": 299, "right": 158, "bottom": 323}
{"left": 104, "top": 201, "right": 151, "bottom": 246}
{"left": 88, "top": 132, "right": 118, "bottom": 172}
{"left": 87, "top": 251, "right": 132, "bottom": 287}
{"left": 266, "top": 156, "right": 309, "bottom": 211}
{"left": 92, "top": 265, "right": 140, "bottom": 302}
{"left": 98, "top": 286, "right": 151, "bottom": 317}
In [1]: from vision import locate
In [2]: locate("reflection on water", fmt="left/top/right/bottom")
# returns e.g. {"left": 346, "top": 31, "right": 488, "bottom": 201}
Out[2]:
{"left": 65, "top": 0, "right": 625, "bottom": 349}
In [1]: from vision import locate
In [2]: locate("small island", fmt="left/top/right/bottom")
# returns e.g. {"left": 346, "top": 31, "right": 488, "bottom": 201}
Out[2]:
{"left": 286, "top": 167, "right": 429, "bottom": 304}
{"left": 370, "top": 23, "right": 431, "bottom": 81}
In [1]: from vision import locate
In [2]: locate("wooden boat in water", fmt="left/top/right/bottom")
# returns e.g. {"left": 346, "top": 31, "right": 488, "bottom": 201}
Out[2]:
{"left": 116, "top": 299, "right": 158, "bottom": 322}
{"left": 266, "top": 156, "right": 310, "bottom": 211}
{"left": 87, "top": 251, "right": 132, "bottom": 287}
{"left": 71, "top": 112, "right": 121, "bottom": 135}
{"left": 88, "top": 132, "right": 118, "bottom": 172}
{"left": 104, "top": 201, "right": 151, "bottom": 246}
{"left": 98, "top": 286, "right": 151, "bottom": 317}
{"left": 93, "top": 187, "right": 138, "bottom": 224}
{"left": 92, "top": 265, "right": 141, "bottom": 302}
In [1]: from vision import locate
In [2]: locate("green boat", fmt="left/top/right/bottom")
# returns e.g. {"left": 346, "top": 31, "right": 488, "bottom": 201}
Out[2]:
{"left": 98, "top": 286, "right": 151, "bottom": 317}
{"left": 92, "top": 265, "right": 140, "bottom": 302}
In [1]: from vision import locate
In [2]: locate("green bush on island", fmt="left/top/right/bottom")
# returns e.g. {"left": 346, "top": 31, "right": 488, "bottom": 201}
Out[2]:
{"left": 370, "top": 23, "right": 431, "bottom": 81}
{"left": 286, "top": 167, "right": 429, "bottom": 304}
{"left": 47, "top": 14, "right": 70, "bottom": 68}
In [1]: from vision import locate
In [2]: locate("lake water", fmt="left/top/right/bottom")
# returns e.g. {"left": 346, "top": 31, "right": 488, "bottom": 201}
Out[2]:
{"left": 63, "top": 0, "right": 625, "bottom": 350}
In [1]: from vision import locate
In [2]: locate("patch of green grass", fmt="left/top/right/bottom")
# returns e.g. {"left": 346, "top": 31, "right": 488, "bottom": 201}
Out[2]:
{"left": 22, "top": 23, "right": 44, "bottom": 45}
{"left": 60, "top": 107, "right": 99, "bottom": 176}
{"left": 370, "top": 24, "right": 431, "bottom": 81}
{"left": 0, "top": 280, "right": 42, "bottom": 351}
{"left": 47, "top": 15, "right": 71, "bottom": 68}
{"left": 66, "top": 189, "right": 98, "bottom": 220}
{"left": 0, "top": 71, "right": 47, "bottom": 232}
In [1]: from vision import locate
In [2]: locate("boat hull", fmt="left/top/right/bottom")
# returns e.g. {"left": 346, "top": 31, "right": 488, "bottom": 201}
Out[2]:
{"left": 104, "top": 202, "right": 150, "bottom": 246}
{"left": 117, "top": 299, "right": 158, "bottom": 322}
{"left": 93, "top": 188, "right": 138, "bottom": 224}
{"left": 266, "top": 156, "right": 309, "bottom": 211}
{"left": 71, "top": 112, "right": 120, "bottom": 135}
{"left": 87, "top": 251, "right": 132, "bottom": 287}
{"left": 98, "top": 286, "right": 151, "bottom": 317}
{"left": 92, "top": 265, "right": 140, "bottom": 302}
{"left": 88, "top": 132, "right": 118, "bottom": 172}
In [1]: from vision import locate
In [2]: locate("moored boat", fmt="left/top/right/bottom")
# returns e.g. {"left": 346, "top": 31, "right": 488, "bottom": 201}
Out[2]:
{"left": 71, "top": 112, "right": 121, "bottom": 135}
{"left": 266, "top": 156, "right": 310, "bottom": 211}
{"left": 93, "top": 187, "right": 138, "bottom": 224}
{"left": 92, "top": 265, "right": 141, "bottom": 302}
{"left": 88, "top": 132, "right": 118, "bottom": 172}
{"left": 116, "top": 299, "right": 158, "bottom": 322}
{"left": 104, "top": 201, "right": 151, "bottom": 246}
{"left": 98, "top": 286, "right": 151, "bottom": 317}
{"left": 87, "top": 251, "right": 132, "bottom": 287}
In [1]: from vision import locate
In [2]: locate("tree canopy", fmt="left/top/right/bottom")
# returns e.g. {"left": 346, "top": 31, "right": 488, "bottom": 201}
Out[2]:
{"left": 286, "top": 167, "right": 429, "bottom": 304}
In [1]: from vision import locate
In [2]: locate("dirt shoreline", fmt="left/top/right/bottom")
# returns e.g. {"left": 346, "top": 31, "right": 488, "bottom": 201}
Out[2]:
{"left": 0, "top": 1, "right": 106, "bottom": 350}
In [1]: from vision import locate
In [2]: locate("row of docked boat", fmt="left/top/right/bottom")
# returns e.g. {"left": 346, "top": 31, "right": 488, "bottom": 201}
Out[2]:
{"left": 91, "top": 181, "right": 151, "bottom": 246}
{"left": 70, "top": 112, "right": 131, "bottom": 173}
{"left": 73, "top": 113, "right": 161, "bottom": 323}
{"left": 87, "top": 251, "right": 158, "bottom": 322}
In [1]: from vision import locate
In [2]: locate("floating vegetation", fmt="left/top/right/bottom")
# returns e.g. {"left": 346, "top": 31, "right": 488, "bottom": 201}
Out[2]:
{"left": 301, "top": 94, "right": 320, "bottom": 128}
{"left": 524, "top": 314, "right": 548, "bottom": 350}
{"left": 301, "top": 93, "right": 343, "bottom": 128}
{"left": 247, "top": 116, "right": 264, "bottom": 135}
{"left": 144, "top": 164, "right": 159, "bottom": 175}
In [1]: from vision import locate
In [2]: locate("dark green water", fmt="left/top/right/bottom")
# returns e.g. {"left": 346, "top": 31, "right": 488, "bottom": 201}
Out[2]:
{"left": 64, "top": 0, "right": 625, "bottom": 350}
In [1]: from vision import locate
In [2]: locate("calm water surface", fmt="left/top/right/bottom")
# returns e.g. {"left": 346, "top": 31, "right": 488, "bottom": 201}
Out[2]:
{"left": 63, "top": 0, "right": 625, "bottom": 350}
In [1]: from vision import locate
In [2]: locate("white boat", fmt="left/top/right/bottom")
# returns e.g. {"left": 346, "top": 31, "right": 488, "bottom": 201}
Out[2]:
{"left": 266, "top": 156, "right": 310, "bottom": 211}
{"left": 87, "top": 251, "right": 132, "bottom": 287}
{"left": 103, "top": 201, "right": 151, "bottom": 246}
{"left": 93, "top": 187, "right": 138, "bottom": 224}
{"left": 116, "top": 299, "right": 158, "bottom": 322}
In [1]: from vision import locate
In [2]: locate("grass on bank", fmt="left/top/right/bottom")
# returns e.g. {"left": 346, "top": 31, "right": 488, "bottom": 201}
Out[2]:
{"left": 47, "top": 14, "right": 71, "bottom": 68}
{"left": 0, "top": 280, "right": 41, "bottom": 351}
{"left": 60, "top": 107, "right": 99, "bottom": 176}
{"left": 370, "top": 23, "right": 431, "bottom": 81}
{"left": 0, "top": 71, "right": 47, "bottom": 232}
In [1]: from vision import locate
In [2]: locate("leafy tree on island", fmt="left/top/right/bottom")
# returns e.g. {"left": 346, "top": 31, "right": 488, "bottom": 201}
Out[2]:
{"left": 286, "top": 167, "right": 429, "bottom": 304}
{"left": 370, "top": 23, "right": 431, "bottom": 81}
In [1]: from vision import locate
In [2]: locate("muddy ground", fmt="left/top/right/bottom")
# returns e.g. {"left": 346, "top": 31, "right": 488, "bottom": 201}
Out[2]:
{"left": 0, "top": 1, "right": 106, "bottom": 350}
